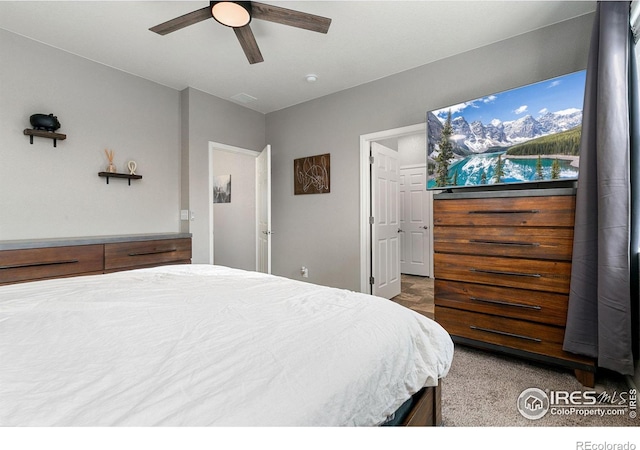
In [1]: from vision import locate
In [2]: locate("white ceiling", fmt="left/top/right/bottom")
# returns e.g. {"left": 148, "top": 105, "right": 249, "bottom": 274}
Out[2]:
{"left": 0, "top": 1, "right": 597, "bottom": 114}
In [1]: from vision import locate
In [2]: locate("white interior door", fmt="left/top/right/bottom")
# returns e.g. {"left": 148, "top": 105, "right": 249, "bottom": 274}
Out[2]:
{"left": 371, "top": 142, "right": 401, "bottom": 299}
{"left": 400, "top": 166, "right": 431, "bottom": 277}
{"left": 256, "top": 145, "right": 271, "bottom": 274}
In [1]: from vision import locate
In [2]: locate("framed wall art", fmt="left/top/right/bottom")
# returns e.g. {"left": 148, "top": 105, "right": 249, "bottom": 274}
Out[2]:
{"left": 294, "top": 153, "right": 330, "bottom": 195}
{"left": 213, "top": 174, "right": 231, "bottom": 203}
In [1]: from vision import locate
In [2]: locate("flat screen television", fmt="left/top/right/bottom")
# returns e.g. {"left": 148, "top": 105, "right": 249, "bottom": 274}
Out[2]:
{"left": 426, "top": 70, "right": 586, "bottom": 190}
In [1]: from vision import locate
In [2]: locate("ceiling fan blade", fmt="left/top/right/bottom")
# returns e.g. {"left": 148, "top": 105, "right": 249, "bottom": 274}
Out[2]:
{"left": 252, "top": 2, "right": 331, "bottom": 34}
{"left": 234, "top": 25, "right": 264, "bottom": 64}
{"left": 149, "top": 6, "right": 212, "bottom": 35}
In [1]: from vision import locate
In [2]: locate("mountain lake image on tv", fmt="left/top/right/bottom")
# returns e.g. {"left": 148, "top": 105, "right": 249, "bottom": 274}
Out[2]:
{"left": 427, "top": 70, "right": 586, "bottom": 190}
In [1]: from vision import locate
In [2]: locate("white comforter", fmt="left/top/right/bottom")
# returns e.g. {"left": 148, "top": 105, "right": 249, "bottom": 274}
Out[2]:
{"left": 0, "top": 264, "right": 453, "bottom": 426}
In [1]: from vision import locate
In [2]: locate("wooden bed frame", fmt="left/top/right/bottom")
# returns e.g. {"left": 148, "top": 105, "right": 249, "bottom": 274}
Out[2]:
{"left": 0, "top": 234, "right": 443, "bottom": 427}
{"left": 402, "top": 383, "right": 442, "bottom": 426}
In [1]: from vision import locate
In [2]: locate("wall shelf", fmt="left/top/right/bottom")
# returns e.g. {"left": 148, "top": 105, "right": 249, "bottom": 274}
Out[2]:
{"left": 24, "top": 129, "right": 67, "bottom": 147}
{"left": 98, "top": 172, "right": 142, "bottom": 186}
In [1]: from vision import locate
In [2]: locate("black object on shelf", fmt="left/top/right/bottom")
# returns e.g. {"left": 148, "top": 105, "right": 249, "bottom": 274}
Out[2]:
{"left": 98, "top": 172, "right": 142, "bottom": 186}
{"left": 30, "top": 113, "right": 61, "bottom": 132}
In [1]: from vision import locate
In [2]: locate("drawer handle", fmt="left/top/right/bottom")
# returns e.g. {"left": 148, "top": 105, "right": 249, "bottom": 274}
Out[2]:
{"left": 469, "top": 239, "right": 540, "bottom": 247}
{"left": 470, "top": 296, "right": 542, "bottom": 310}
{"left": 0, "top": 259, "right": 79, "bottom": 270}
{"left": 468, "top": 209, "right": 540, "bottom": 214}
{"left": 470, "top": 326, "right": 542, "bottom": 342}
{"left": 128, "top": 248, "right": 177, "bottom": 257}
{"left": 470, "top": 268, "right": 541, "bottom": 278}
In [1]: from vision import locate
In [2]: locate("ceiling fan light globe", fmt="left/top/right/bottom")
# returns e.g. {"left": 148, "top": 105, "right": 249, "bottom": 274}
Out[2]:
{"left": 211, "top": 1, "right": 252, "bottom": 28}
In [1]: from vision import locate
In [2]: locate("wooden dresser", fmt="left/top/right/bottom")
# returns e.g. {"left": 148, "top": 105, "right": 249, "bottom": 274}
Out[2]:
{"left": 433, "top": 188, "right": 595, "bottom": 386}
{"left": 0, "top": 234, "right": 192, "bottom": 285}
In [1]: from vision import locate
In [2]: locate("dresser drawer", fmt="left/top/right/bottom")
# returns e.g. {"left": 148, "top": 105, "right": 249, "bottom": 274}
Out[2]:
{"left": 435, "top": 306, "right": 589, "bottom": 365}
{"left": 435, "top": 280, "right": 568, "bottom": 326}
{"left": 0, "top": 245, "right": 104, "bottom": 284}
{"left": 434, "top": 253, "right": 571, "bottom": 293}
{"left": 104, "top": 238, "right": 192, "bottom": 271}
{"left": 433, "top": 226, "right": 573, "bottom": 261}
{"left": 433, "top": 195, "right": 575, "bottom": 227}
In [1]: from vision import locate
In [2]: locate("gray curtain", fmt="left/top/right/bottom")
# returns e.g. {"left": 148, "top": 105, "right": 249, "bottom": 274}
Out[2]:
{"left": 563, "top": 1, "right": 639, "bottom": 376}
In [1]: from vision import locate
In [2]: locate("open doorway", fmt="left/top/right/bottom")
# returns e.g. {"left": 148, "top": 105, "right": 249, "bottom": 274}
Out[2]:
{"left": 208, "top": 142, "right": 271, "bottom": 273}
{"left": 359, "top": 124, "right": 434, "bottom": 316}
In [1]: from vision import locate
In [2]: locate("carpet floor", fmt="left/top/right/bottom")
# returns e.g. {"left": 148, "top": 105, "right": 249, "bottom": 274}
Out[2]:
{"left": 391, "top": 275, "right": 637, "bottom": 427}
{"left": 442, "top": 346, "right": 635, "bottom": 426}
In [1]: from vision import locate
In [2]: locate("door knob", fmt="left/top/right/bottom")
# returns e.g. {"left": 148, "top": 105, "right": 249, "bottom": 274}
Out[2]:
{"left": 398, "top": 228, "right": 404, "bottom": 233}
{"left": 422, "top": 226, "right": 429, "bottom": 229}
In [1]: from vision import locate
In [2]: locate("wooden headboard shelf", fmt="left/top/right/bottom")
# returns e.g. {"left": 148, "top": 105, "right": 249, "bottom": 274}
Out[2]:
{"left": 0, "top": 234, "right": 192, "bottom": 285}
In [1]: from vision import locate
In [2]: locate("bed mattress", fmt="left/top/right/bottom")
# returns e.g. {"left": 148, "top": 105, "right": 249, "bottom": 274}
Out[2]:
{"left": 0, "top": 264, "right": 453, "bottom": 426}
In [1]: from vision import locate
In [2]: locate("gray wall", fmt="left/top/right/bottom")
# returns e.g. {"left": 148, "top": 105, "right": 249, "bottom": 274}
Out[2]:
{"left": 0, "top": 30, "right": 267, "bottom": 263}
{"left": 398, "top": 134, "right": 426, "bottom": 167}
{"left": 0, "top": 29, "right": 181, "bottom": 239}
{"left": 212, "top": 149, "right": 256, "bottom": 271}
{"left": 181, "top": 87, "right": 265, "bottom": 264}
{"left": 266, "top": 13, "right": 594, "bottom": 291}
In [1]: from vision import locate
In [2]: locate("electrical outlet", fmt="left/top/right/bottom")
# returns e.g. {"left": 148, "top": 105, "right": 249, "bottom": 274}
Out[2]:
{"left": 301, "top": 266, "right": 308, "bottom": 278}
{"left": 180, "top": 210, "right": 189, "bottom": 221}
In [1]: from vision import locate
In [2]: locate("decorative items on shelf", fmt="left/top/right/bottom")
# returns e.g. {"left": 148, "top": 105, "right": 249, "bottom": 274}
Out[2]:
{"left": 98, "top": 152, "right": 141, "bottom": 186}
{"left": 104, "top": 149, "right": 116, "bottom": 173}
{"left": 127, "top": 160, "right": 137, "bottom": 175}
{"left": 30, "top": 113, "right": 60, "bottom": 131}
{"left": 24, "top": 113, "right": 66, "bottom": 147}
{"left": 98, "top": 152, "right": 142, "bottom": 186}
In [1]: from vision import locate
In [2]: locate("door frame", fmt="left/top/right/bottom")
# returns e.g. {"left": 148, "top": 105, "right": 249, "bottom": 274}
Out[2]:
{"left": 208, "top": 141, "right": 260, "bottom": 266}
{"left": 359, "top": 122, "right": 427, "bottom": 294}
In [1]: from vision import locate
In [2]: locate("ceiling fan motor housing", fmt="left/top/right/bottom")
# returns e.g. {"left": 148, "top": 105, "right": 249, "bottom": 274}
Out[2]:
{"left": 210, "top": 1, "right": 253, "bottom": 28}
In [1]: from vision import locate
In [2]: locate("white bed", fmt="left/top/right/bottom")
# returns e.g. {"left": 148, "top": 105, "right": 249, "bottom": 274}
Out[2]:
{"left": 0, "top": 264, "right": 453, "bottom": 426}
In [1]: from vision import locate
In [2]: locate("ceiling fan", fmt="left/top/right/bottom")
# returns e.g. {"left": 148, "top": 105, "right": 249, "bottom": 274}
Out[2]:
{"left": 149, "top": 1, "right": 332, "bottom": 64}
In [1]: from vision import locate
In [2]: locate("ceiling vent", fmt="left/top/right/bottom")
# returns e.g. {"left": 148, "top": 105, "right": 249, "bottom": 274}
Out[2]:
{"left": 231, "top": 92, "right": 258, "bottom": 104}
